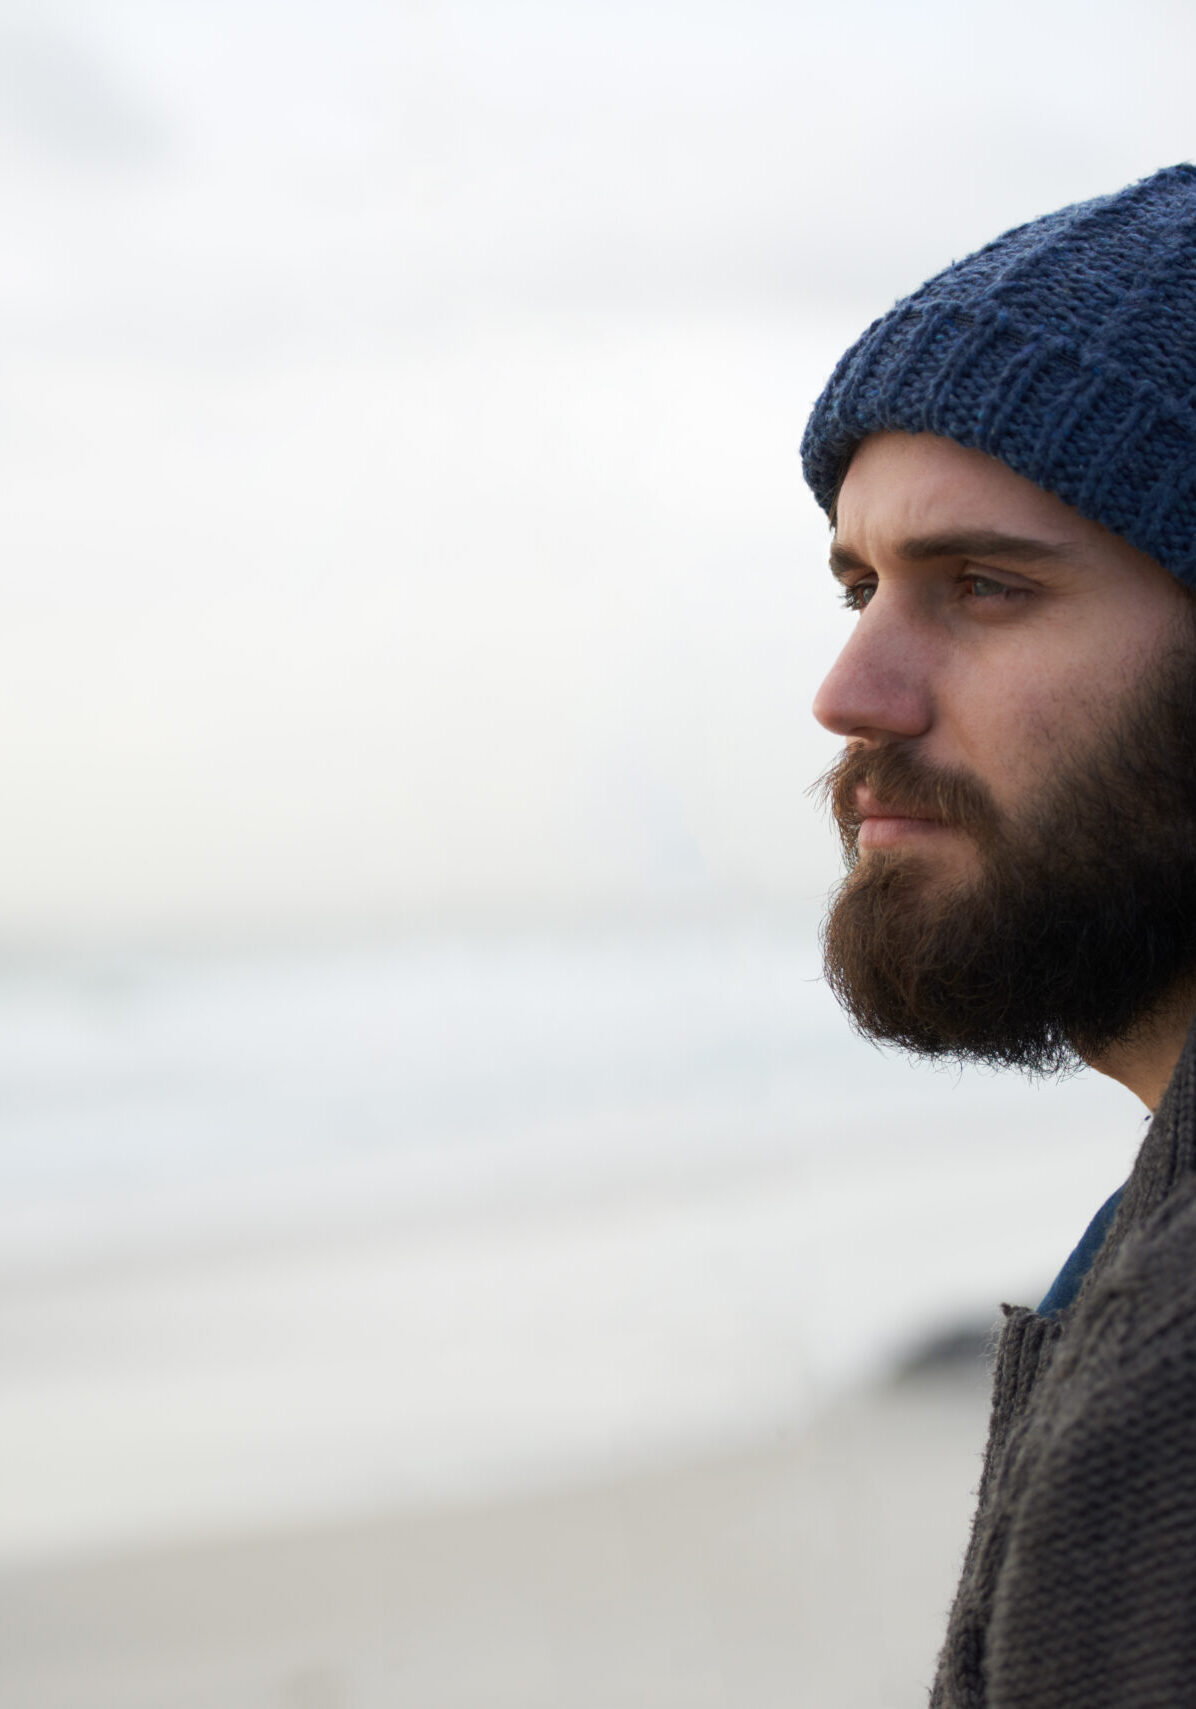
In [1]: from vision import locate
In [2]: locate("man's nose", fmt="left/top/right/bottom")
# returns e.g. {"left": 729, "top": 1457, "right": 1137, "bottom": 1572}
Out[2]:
{"left": 812, "top": 609, "right": 934, "bottom": 742}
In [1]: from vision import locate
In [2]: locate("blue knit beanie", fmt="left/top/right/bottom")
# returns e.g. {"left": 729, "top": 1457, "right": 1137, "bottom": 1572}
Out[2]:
{"left": 801, "top": 164, "right": 1196, "bottom": 587}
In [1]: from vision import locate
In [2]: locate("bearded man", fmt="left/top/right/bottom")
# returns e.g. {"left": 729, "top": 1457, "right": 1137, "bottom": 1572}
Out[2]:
{"left": 802, "top": 163, "right": 1196, "bottom": 1708}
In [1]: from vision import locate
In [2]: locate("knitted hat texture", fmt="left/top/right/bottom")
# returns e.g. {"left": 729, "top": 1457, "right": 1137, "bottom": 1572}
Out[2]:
{"left": 800, "top": 164, "right": 1196, "bottom": 586}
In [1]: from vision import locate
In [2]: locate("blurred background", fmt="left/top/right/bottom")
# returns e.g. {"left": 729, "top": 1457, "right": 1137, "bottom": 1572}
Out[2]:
{"left": 0, "top": 1, "right": 1188, "bottom": 1704}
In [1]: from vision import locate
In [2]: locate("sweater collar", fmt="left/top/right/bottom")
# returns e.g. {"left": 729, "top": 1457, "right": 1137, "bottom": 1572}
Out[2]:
{"left": 1062, "top": 1005, "right": 1196, "bottom": 1312}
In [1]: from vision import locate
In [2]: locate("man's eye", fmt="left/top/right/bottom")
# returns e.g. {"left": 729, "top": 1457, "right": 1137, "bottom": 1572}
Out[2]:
{"left": 839, "top": 581, "right": 875, "bottom": 612}
{"left": 967, "top": 574, "right": 1023, "bottom": 601}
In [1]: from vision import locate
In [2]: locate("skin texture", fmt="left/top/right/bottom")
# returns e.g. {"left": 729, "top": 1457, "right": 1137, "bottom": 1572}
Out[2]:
{"left": 813, "top": 431, "right": 1196, "bottom": 1109}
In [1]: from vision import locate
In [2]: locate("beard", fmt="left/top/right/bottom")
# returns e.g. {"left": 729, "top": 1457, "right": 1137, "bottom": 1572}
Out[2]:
{"left": 817, "top": 639, "right": 1196, "bottom": 1075}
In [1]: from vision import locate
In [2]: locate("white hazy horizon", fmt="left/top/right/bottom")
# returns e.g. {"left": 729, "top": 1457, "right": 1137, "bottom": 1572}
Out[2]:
{"left": 0, "top": 919, "right": 1146, "bottom": 1562}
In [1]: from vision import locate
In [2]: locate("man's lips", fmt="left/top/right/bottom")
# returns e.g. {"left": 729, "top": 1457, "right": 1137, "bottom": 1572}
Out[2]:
{"left": 853, "top": 785, "right": 953, "bottom": 851}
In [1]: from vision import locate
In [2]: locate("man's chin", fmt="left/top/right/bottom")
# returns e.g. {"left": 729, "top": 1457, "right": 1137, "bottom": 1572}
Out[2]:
{"left": 821, "top": 855, "right": 1024, "bottom": 1063}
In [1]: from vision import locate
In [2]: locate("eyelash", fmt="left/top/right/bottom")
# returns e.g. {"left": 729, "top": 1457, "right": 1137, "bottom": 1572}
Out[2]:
{"left": 837, "top": 582, "right": 872, "bottom": 612}
{"left": 838, "top": 574, "right": 1028, "bottom": 613}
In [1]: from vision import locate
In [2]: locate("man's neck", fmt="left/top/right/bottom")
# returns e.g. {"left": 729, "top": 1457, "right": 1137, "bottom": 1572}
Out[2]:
{"left": 1084, "top": 980, "right": 1196, "bottom": 1111}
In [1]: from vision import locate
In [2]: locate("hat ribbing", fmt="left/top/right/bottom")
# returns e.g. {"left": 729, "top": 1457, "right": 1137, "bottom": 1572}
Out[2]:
{"left": 800, "top": 164, "right": 1196, "bottom": 586}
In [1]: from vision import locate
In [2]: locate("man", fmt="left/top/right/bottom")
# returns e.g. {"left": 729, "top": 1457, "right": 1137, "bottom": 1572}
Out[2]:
{"left": 801, "top": 163, "right": 1196, "bottom": 1707}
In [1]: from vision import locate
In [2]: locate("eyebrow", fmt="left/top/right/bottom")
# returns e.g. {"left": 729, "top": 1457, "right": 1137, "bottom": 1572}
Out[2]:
{"left": 828, "top": 530, "right": 1077, "bottom": 581}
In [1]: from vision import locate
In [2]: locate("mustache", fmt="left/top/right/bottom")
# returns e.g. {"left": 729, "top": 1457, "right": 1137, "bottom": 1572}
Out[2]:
{"left": 811, "top": 744, "right": 1000, "bottom": 862}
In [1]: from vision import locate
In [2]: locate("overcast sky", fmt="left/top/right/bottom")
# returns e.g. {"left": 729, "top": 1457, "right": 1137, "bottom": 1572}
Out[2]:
{"left": 0, "top": 0, "right": 1193, "bottom": 941}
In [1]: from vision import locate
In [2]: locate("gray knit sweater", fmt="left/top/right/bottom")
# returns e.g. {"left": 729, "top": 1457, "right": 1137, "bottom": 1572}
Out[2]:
{"left": 931, "top": 1020, "right": 1196, "bottom": 1706}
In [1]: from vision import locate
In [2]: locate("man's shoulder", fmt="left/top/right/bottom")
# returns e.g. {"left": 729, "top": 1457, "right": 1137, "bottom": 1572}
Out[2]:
{"left": 977, "top": 1173, "right": 1196, "bottom": 1707}
{"left": 1102, "top": 1172, "right": 1196, "bottom": 1295}
{"left": 1055, "top": 1173, "right": 1196, "bottom": 1378}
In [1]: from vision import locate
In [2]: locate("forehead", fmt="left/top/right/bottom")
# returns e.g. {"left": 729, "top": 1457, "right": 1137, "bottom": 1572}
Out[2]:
{"left": 835, "top": 432, "right": 1084, "bottom": 549}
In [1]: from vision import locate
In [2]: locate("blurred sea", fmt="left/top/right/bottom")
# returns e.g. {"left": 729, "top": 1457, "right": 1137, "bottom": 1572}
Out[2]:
{"left": 0, "top": 917, "right": 1143, "bottom": 1562}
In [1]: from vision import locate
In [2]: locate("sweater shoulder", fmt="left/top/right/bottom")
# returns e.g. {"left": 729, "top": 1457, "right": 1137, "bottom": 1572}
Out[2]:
{"left": 1084, "top": 1170, "right": 1196, "bottom": 1318}
{"left": 980, "top": 1174, "right": 1196, "bottom": 1706}
{"left": 1045, "top": 1170, "right": 1196, "bottom": 1406}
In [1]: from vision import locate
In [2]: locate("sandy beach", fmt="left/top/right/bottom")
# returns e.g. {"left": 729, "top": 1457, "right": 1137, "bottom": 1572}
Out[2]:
{"left": 2, "top": 1357, "right": 990, "bottom": 1709}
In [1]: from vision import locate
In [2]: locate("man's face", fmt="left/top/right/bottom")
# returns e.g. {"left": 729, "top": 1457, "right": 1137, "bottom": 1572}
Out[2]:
{"left": 812, "top": 431, "right": 1196, "bottom": 1071}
